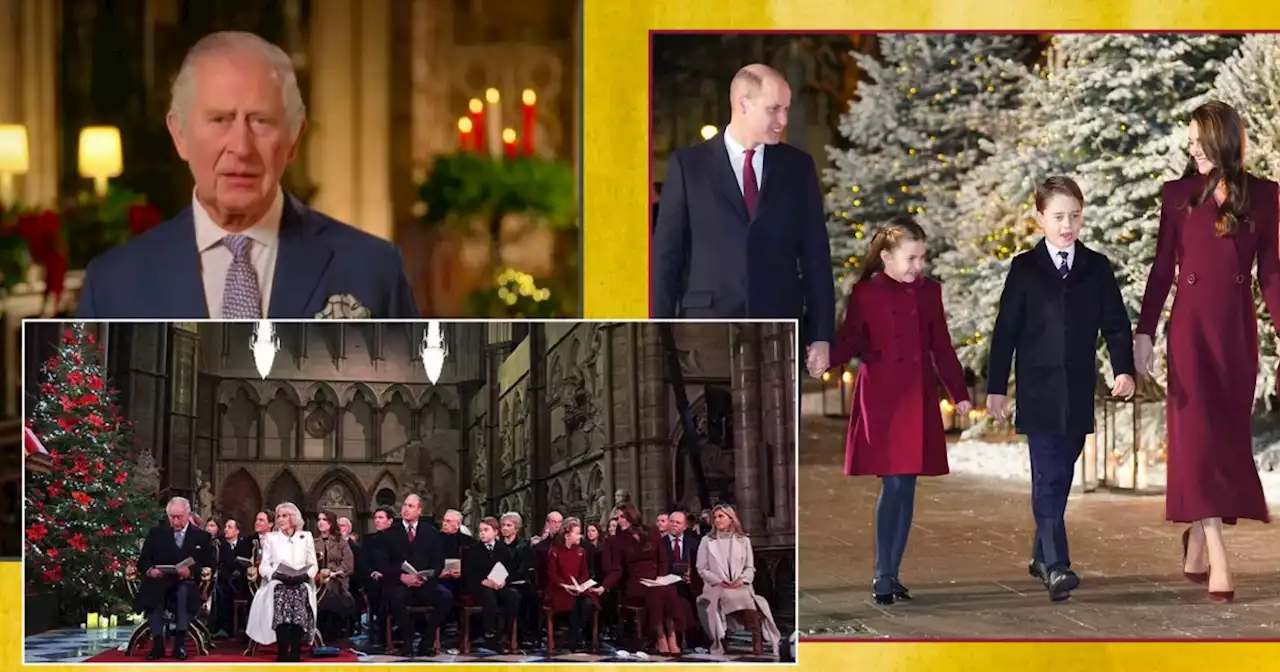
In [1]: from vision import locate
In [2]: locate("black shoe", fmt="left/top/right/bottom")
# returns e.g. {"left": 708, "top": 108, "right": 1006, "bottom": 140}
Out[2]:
{"left": 1028, "top": 559, "right": 1047, "bottom": 582}
{"left": 891, "top": 579, "right": 913, "bottom": 601}
{"left": 172, "top": 631, "right": 189, "bottom": 660}
{"left": 871, "top": 577, "right": 895, "bottom": 605}
{"left": 1046, "top": 568, "right": 1079, "bottom": 602}
{"left": 146, "top": 635, "right": 166, "bottom": 660}
{"left": 415, "top": 637, "right": 437, "bottom": 658}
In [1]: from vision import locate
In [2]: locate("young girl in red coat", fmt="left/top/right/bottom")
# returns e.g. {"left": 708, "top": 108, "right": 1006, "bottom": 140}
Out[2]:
{"left": 545, "top": 518, "right": 603, "bottom": 652}
{"left": 827, "top": 216, "right": 971, "bottom": 605}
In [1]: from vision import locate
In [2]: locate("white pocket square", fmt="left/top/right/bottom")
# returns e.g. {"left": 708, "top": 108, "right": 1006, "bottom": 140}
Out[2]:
{"left": 315, "top": 294, "right": 371, "bottom": 319}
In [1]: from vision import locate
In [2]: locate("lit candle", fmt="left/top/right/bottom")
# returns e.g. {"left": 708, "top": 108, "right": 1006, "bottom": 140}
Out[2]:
{"left": 502, "top": 128, "right": 517, "bottom": 160}
{"left": 458, "top": 117, "right": 474, "bottom": 152}
{"left": 110, "top": 615, "right": 118, "bottom": 628}
{"left": 521, "top": 89, "right": 536, "bottom": 156}
{"left": 485, "top": 88, "right": 502, "bottom": 159}
{"left": 841, "top": 370, "right": 853, "bottom": 386}
{"left": 468, "top": 98, "right": 485, "bottom": 154}
{"left": 87, "top": 612, "right": 99, "bottom": 628}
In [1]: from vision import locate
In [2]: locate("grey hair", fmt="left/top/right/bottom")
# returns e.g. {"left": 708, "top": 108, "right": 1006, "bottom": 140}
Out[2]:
{"left": 274, "top": 501, "right": 305, "bottom": 531}
{"left": 500, "top": 512, "right": 523, "bottom": 529}
{"left": 166, "top": 497, "right": 192, "bottom": 514}
{"left": 170, "top": 31, "right": 306, "bottom": 140}
{"left": 443, "top": 509, "right": 462, "bottom": 523}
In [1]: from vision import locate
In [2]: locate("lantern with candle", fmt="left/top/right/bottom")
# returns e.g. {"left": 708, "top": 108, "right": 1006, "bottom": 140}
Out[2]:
{"left": 1095, "top": 373, "right": 1165, "bottom": 493}
{"left": 521, "top": 89, "right": 537, "bottom": 156}
{"left": 820, "top": 365, "right": 854, "bottom": 418}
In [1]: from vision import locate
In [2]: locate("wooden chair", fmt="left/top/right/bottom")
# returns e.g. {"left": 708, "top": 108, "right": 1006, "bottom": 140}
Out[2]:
{"left": 543, "top": 604, "right": 599, "bottom": 652}
{"left": 618, "top": 602, "right": 685, "bottom": 653}
{"left": 121, "top": 562, "right": 215, "bottom": 657}
{"left": 457, "top": 594, "right": 520, "bottom": 654}
{"left": 384, "top": 605, "right": 442, "bottom": 654}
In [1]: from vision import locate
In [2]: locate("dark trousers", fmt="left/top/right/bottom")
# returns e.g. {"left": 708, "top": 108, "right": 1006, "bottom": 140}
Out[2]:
{"left": 563, "top": 595, "right": 594, "bottom": 647}
{"left": 1028, "top": 434, "right": 1085, "bottom": 570}
{"left": 385, "top": 582, "right": 454, "bottom": 647}
{"left": 874, "top": 475, "right": 918, "bottom": 582}
{"left": 147, "top": 581, "right": 195, "bottom": 636}
{"left": 213, "top": 579, "right": 237, "bottom": 634}
{"left": 366, "top": 582, "right": 385, "bottom": 645}
{"left": 475, "top": 585, "right": 521, "bottom": 636}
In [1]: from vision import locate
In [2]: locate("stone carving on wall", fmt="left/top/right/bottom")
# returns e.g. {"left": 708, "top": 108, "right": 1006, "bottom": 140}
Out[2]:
{"left": 514, "top": 391, "right": 527, "bottom": 463}
{"left": 462, "top": 488, "right": 481, "bottom": 527}
{"left": 499, "top": 401, "right": 513, "bottom": 473}
{"left": 472, "top": 426, "right": 489, "bottom": 495}
{"left": 588, "top": 487, "right": 609, "bottom": 527}
{"left": 304, "top": 404, "right": 336, "bottom": 439}
{"left": 320, "top": 484, "right": 353, "bottom": 509}
{"left": 613, "top": 488, "right": 631, "bottom": 508}
{"left": 131, "top": 448, "right": 161, "bottom": 496}
{"left": 672, "top": 392, "right": 737, "bottom": 511}
{"left": 549, "top": 479, "right": 565, "bottom": 513}
{"left": 195, "top": 469, "right": 215, "bottom": 521}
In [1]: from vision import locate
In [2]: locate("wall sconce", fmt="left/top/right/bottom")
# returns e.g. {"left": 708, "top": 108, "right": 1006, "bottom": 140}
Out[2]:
{"left": 421, "top": 321, "right": 448, "bottom": 384}
{"left": 250, "top": 320, "right": 280, "bottom": 380}
{"left": 0, "top": 124, "right": 29, "bottom": 209}
{"left": 78, "top": 126, "right": 123, "bottom": 197}
{"left": 700, "top": 125, "right": 718, "bottom": 140}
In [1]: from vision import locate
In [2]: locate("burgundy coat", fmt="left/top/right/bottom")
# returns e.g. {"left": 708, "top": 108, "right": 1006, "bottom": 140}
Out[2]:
{"left": 543, "top": 544, "right": 600, "bottom": 612}
{"left": 832, "top": 274, "right": 970, "bottom": 476}
{"left": 1137, "top": 174, "right": 1280, "bottom": 525}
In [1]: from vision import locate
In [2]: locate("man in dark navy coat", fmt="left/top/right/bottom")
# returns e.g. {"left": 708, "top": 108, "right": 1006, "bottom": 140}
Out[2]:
{"left": 135, "top": 497, "right": 216, "bottom": 660}
{"left": 650, "top": 64, "right": 835, "bottom": 372}
{"left": 986, "top": 176, "right": 1136, "bottom": 602}
{"left": 378, "top": 494, "right": 453, "bottom": 658}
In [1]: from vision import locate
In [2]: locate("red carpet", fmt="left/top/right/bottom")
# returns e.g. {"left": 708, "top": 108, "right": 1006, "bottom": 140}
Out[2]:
{"left": 85, "top": 645, "right": 360, "bottom": 663}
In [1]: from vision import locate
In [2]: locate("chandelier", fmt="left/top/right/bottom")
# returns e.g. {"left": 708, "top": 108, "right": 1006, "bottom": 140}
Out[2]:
{"left": 250, "top": 320, "right": 280, "bottom": 380}
{"left": 420, "top": 321, "right": 448, "bottom": 384}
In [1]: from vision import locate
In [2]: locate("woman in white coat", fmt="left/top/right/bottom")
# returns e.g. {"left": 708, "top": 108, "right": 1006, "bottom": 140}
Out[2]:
{"left": 694, "top": 505, "right": 782, "bottom": 657}
{"left": 247, "top": 502, "right": 318, "bottom": 661}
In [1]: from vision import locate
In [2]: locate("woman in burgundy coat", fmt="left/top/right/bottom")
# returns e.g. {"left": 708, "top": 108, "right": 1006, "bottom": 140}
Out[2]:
{"left": 1135, "top": 101, "right": 1280, "bottom": 603}
{"left": 827, "top": 216, "right": 971, "bottom": 605}
{"left": 544, "top": 518, "right": 602, "bottom": 652}
{"left": 600, "top": 503, "right": 690, "bottom": 654}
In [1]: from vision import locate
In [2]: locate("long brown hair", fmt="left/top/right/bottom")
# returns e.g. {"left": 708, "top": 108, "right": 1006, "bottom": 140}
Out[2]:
{"left": 855, "top": 216, "right": 927, "bottom": 286}
{"left": 1183, "top": 100, "right": 1251, "bottom": 237}
{"left": 555, "top": 517, "right": 583, "bottom": 549}
{"left": 616, "top": 503, "right": 653, "bottom": 551}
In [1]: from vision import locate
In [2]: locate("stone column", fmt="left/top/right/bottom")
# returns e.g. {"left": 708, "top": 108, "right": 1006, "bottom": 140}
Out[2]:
{"left": 760, "top": 323, "right": 794, "bottom": 537}
{"left": 307, "top": 0, "right": 393, "bottom": 240}
{"left": 0, "top": 0, "right": 59, "bottom": 207}
{"left": 257, "top": 405, "right": 267, "bottom": 459}
{"left": 637, "top": 325, "right": 670, "bottom": 521}
{"left": 730, "top": 325, "right": 765, "bottom": 533}
{"left": 294, "top": 404, "right": 305, "bottom": 459}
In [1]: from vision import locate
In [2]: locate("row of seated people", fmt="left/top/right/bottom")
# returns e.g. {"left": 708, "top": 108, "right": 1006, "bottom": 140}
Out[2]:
{"left": 136, "top": 495, "right": 781, "bottom": 661}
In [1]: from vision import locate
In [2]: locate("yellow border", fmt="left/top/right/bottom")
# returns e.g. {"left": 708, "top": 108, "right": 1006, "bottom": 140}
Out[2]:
{"left": 582, "top": 0, "right": 1280, "bottom": 668}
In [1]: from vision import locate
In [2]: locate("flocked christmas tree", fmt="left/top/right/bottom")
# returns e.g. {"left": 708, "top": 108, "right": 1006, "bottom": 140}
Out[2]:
{"left": 825, "top": 33, "right": 1032, "bottom": 310}
{"left": 1213, "top": 33, "right": 1280, "bottom": 405}
{"left": 25, "top": 323, "right": 158, "bottom": 619}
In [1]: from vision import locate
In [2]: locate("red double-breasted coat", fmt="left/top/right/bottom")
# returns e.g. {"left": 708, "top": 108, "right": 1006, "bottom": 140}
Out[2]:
{"left": 832, "top": 274, "right": 970, "bottom": 477}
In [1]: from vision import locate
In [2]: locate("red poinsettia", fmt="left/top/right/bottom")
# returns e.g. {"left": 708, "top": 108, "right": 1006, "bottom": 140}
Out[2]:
{"left": 17, "top": 210, "right": 66, "bottom": 306}
{"left": 127, "top": 202, "right": 163, "bottom": 236}
{"left": 27, "top": 522, "right": 47, "bottom": 542}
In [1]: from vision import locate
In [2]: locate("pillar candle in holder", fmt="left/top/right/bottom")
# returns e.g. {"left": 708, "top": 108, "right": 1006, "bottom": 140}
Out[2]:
{"left": 110, "top": 615, "right": 118, "bottom": 628}
{"left": 485, "top": 88, "right": 502, "bottom": 159}
{"left": 87, "top": 612, "right": 99, "bottom": 628}
{"left": 502, "top": 128, "right": 517, "bottom": 160}
{"left": 458, "top": 117, "right": 474, "bottom": 152}
{"left": 468, "top": 98, "right": 485, "bottom": 154}
{"left": 521, "top": 89, "right": 536, "bottom": 156}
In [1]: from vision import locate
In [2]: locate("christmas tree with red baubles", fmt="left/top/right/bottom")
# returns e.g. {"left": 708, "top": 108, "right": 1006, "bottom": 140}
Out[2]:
{"left": 25, "top": 323, "right": 157, "bottom": 619}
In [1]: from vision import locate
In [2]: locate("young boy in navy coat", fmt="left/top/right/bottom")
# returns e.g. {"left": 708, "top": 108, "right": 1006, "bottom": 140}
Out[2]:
{"left": 986, "top": 176, "right": 1137, "bottom": 602}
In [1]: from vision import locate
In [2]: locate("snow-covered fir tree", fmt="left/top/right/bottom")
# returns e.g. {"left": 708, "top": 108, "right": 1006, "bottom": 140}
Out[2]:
{"left": 825, "top": 33, "right": 1033, "bottom": 311}
{"left": 1213, "top": 33, "right": 1280, "bottom": 405}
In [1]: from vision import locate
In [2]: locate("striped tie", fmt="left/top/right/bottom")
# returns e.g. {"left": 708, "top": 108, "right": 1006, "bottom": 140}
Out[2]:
{"left": 221, "top": 235, "right": 262, "bottom": 318}
{"left": 1057, "top": 251, "right": 1069, "bottom": 279}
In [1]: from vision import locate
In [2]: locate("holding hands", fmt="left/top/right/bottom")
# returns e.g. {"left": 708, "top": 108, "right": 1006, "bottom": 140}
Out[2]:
{"left": 805, "top": 341, "right": 830, "bottom": 378}
{"left": 1111, "top": 374, "right": 1136, "bottom": 400}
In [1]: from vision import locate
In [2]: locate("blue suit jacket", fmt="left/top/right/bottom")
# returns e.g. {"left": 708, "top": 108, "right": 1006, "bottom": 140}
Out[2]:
{"left": 76, "top": 194, "right": 418, "bottom": 319}
{"left": 650, "top": 139, "right": 835, "bottom": 344}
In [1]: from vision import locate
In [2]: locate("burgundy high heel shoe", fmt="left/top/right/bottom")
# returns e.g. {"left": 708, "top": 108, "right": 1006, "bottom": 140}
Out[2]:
{"left": 1181, "top": 527, "right": 1209, "bottom": 585}
{"left": 1208, "top": 590, "right": 1235, "bottom": 604}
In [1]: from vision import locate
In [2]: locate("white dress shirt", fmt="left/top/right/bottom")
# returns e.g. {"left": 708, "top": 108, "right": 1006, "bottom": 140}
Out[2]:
{"left": 723, "top": 127, "right": 765, "bottom": 196}
{"left": 1046, "top": 240, "right": 1076, "bottom": 272}
{"left": 193, "top": 188, "right": 284, "bottom": 318}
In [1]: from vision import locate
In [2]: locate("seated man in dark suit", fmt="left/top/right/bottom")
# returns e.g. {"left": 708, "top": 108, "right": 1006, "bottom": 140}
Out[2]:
{"left": 136, "top": 497, "right": 215, "bottom": 660}
{"left": 75, "top": 30, "right": 417, "bottom": 320}
{"left": 379, "top": 494, "right": 453, "bottom": 658}
{"left": 463, "top": 517, "right": 521, "bottom": 652}
{"left": 665, "top": 510, "right": 705, "bottom": 647}
{"left": 362, "top": 506, "right": 395, "bottom": 651}
{"left": 212, "top": 518, "right": 254, "bottom": 638}
{"left": 437, "top": 509, "right": 472, "bottom": 600}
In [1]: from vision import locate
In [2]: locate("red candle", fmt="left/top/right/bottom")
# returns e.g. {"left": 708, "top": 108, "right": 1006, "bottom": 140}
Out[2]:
{"left": 521, "top": 89, "right": 536, "bottom": 156}
{"left": 502, "top": 128, "right": 517, "bottom": 160}
{"left": 468, "top": 98, "right": 485, "bottom": 154}
{"left": 457, "top": 117, "right": 473, "bottom": 152}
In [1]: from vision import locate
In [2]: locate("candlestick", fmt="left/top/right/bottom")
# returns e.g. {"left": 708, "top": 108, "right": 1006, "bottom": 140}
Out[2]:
{"left": 521, "top": 89, "right": 536, "bottom": 157}
{"left": 468, "top": 98, "right": 485, "bottom": 154}
{"left": 502, "top": 128, "right": 517, "bottom": 160}
{"left": 485, "top": 88, "right": 502, "bottom": 159}
{"left": 458, "top": 117, "right": 474, "bottom": 152}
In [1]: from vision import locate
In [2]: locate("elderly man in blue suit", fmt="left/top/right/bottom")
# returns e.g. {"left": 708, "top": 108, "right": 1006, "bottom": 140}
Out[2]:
{"left": 77, "top": 31, "right": 417, "bottom": 319}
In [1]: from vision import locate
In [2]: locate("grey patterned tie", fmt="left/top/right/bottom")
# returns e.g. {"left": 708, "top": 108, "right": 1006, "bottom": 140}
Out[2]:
{"left": 221, "top": 235, "right": 262, "bottom": 318}
{"left": 174, "top": 530, "right": 184, "bottom": 548}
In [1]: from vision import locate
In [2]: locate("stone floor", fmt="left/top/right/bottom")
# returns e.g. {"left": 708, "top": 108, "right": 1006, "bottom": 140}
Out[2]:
{"left": 799, "top": 414, "right": 1280, "bottom": 640}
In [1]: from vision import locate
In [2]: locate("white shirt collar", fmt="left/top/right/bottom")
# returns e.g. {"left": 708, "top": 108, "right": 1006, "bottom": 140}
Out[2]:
{"left": 193, "top": 188, "right": 284, "bottom": 253}
{"left": 1045, "top": 240, "right": 1076, "bottom": 265}
{"left": 723, "top": 126, "right": 762, "bottom": 160}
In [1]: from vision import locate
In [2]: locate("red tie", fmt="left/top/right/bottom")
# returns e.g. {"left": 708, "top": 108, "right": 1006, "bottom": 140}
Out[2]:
{"left": 742, "top": 148, "right": 759, "bottom": 217}
{"left": 674, "top": 537, "right": 681, "bottom": 562}
{"left": 408, "top": 524, "right": 416, "bottom": 544}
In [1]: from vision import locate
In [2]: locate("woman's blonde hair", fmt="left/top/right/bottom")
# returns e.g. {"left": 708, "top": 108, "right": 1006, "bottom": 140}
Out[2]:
{"left": 708, "top": 504, "right": 747, "bottom": 539}
{"left": 274, "top": 502, "right": 305, "bottom": 532}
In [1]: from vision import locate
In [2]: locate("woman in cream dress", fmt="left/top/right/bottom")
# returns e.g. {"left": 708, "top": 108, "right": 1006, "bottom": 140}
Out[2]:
{"left": 694, "top": 505, "right": 781, "bottom": 656}
{"left": 247, "top": 502, "right": 319, "bottom": 661}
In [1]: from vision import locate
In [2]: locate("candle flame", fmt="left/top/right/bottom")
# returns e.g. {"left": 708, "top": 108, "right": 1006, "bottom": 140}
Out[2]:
{"left": 700, "top": 125, "right": 719, "bottom": 140}
{"left": 458, "top": 117, "right": 473, "bottom": 133}
{"left": 522, "top": 89, "right": 536, "bottom": 105}
{"left": 502, "top": 128, "right": 516, "bottom": 143}
{"left": 940, "top": 400, "right": 954, "bottom": 412}
{"left": 469, "top": 98, "right": 484, "bottom": 114}
{"left": 841, "top": 370, "right": 853, "bottom": 384}
{"left": 822, "top": 372, "right": 831, "bottom": 382}
{"left": 485, "top": 88, "right": 501, "bottom": 104}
